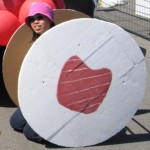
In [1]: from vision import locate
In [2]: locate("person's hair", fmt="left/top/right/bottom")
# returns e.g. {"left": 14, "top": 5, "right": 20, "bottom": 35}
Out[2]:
{"left": 31, "top": 21, "right": 55, "bottom": 42}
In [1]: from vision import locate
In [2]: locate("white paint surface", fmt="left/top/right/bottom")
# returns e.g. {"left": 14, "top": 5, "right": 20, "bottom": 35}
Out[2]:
{"left": 18, "top": 18, "right": 147, "bottom": 147}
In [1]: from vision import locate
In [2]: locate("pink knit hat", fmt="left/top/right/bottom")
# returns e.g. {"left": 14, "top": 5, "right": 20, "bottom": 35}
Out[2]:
{"left": 25, "top": 2, "right": 54, "bottom": 26}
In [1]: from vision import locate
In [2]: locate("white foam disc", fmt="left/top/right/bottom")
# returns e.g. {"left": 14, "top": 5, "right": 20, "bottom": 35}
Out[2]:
{"left": 18, "top": 18, "right": 147, "bottom": 147}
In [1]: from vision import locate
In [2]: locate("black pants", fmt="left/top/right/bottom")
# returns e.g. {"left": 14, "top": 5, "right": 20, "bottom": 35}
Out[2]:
{"left": 10, "top": 108, "right": 43, "bottom": 143}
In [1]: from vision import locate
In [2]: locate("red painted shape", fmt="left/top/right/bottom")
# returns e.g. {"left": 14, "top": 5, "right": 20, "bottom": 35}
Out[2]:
{"left": 57, "top": 56, "right": 112, "bottom": 114}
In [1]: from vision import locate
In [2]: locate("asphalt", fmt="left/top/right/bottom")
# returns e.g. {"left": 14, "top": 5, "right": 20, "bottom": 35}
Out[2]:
{"left": 0, "top": 9, "right": 150, "bottom": 150}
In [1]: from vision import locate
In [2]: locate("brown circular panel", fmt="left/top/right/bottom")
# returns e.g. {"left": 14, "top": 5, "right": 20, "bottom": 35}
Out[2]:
{"left": 2, "top": 9, "right": 90, "bottom": 106}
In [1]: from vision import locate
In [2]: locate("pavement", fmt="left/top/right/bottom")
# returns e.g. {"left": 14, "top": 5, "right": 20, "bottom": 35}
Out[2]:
{"left": 0, "top": 9, "right": 150, "bottom": 150}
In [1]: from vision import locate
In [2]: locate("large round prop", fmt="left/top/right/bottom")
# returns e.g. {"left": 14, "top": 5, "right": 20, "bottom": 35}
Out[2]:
{"left": 2, "top": 9, "right": 90, "bottom": 106}
{"left": 18, "top": 18, "right": 147, "bottom": 147}
{"left": 0, "top": 10, "right": 21, "bottom": 46}
{"left": 19, "top": 0, "right": 56, "bottom": 23}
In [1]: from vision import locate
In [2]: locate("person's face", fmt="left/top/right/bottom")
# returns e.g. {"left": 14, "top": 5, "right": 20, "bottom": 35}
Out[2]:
{"left": 29, "top": 14, "right": 51, "bottom": 35}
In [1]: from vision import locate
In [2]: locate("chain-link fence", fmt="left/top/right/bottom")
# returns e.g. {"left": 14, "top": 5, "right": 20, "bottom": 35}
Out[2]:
{"left": 95, "top": 0, "right": 150, "bottom": 40}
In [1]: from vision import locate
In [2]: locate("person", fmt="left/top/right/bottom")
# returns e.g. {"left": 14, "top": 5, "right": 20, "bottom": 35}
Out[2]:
{"left": 10, "top": 2, "right": 55, "bottom": 144}
{"left": 25, "top": 2, "right": 55, "bottom": 42}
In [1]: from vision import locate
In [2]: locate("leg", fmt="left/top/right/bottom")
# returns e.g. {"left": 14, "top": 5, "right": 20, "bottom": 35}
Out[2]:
{"left": 23, "top": 123, "right": 43, "bottom": 143}
{"left": 10, "top": 108, "right": 26, "bottom": 132}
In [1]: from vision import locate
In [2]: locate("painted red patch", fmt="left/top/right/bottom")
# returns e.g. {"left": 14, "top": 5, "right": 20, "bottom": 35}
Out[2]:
{"left": 57, "top": 56, "right": 112, "bottom": 114}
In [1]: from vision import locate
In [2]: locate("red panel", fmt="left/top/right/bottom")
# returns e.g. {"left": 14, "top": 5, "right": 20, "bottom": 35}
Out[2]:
{"left": 57, "top": 56, "right": 112, "bottom": 114}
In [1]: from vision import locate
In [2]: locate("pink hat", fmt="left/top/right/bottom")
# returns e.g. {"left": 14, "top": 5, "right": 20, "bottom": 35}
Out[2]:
{"left": 25, "top": 2, "right": 54, "bottom": 26}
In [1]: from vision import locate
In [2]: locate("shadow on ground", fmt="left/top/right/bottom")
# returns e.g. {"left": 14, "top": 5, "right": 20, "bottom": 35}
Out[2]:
{"left": 99, "top": 128, "right": 150, "bottom": 146}
{"left": 140, "top": 47, "right": 146, "bottom": 57}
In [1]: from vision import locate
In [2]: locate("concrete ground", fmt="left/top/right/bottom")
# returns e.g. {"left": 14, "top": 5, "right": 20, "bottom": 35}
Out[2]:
{"left": 0, "top": 8, "right": 150, "bottom": 150}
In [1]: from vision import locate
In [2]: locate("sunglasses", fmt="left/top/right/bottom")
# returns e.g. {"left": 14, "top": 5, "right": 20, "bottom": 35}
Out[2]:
{"left": 28, "top": 15, "right": 44, "bottom": 23}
